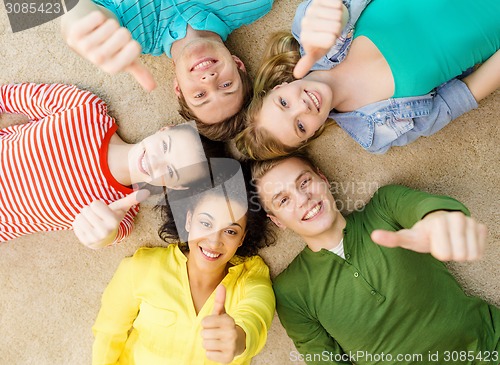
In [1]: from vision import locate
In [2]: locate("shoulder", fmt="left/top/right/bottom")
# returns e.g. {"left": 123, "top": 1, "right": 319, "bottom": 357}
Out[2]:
{"left": 231, "top": 255, "right": 270, "bottom": 278}
{"left": 273, "top": 249, "right": 310, "bottom": 293}
{"left": 129, "top": 245, "right": 174, "bottom": 266}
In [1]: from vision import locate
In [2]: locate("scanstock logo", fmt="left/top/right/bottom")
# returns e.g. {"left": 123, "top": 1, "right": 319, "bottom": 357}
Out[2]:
{"left": 3, "top": 0, "right": 79, "bottom": 32}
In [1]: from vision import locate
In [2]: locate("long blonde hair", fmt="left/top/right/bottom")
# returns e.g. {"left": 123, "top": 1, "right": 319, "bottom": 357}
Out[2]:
{"left": 235, "top": 32, "right": 330, "bottom": 160}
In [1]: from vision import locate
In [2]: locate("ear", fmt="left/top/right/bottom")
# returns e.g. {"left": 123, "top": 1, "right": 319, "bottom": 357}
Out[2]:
{"left": 173, "top": 78, "right": 181, "bottom": 97}
{"left": 185, "top": 210, "right": 193, "bottom": 232}
{"left": 238, "top": 231, "right": 247, "bottom": 247}
{"left": 231, "top": 55, "right": 246, "bottom": 72}
{"left": 267, "top": 214, "right": 287, "bottom": 230}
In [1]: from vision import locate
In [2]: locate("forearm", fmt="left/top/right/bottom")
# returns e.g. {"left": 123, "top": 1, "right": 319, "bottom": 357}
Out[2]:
{"left": 61, "top": 0, "right": 118, "bottom": 39}
{"left": 463, "top": 50, "right": 500, "bottom": 102}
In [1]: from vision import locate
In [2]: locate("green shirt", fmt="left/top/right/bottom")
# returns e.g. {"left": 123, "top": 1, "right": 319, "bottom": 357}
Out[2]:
{"left": 274, "top": 185, "right": 500, "bottom": 365}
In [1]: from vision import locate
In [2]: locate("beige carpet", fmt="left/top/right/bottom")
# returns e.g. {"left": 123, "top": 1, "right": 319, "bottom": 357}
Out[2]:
{"left": 0, "top": 2, "right": 499, "bottom": 364}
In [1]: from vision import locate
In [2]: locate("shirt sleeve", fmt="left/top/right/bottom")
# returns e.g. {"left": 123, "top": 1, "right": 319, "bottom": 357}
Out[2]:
{"left": 0, "top": 83, "right": 106, "bottom": 121}
{"left": 365, "top": 185, "right": 471, "bottom": 230}
{"left": 230, "top": 258, "right": 276, "bottom": 363}
{"left": 274, "top": 279, "right": 352, "bottom": 365}
{"left": 367, "top": 78, "right": 478, "bottom": 154}
{"left": 92, "top": 257, "right": 140, "bottom": 365}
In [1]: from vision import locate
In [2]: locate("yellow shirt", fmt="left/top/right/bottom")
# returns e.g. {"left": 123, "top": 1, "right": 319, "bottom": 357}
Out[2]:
{"left": 92, "top": 245, "right": 275, "bottom": 365}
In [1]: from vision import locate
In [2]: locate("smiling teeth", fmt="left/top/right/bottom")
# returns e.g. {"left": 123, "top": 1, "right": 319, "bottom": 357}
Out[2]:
{"left": 193, "top": 60, "right": 215, "bottom": 70}
{"left": 306, "top": 91, "right": 320, "bottom": 110}
{"left": 303, "top": 203, "right": 322, "bottom": 220}
{"left": 141, "top": 154, "right": 149, "bottom": 175}
{"left": 201, "top": 248, "right": 221, "bottom": 259}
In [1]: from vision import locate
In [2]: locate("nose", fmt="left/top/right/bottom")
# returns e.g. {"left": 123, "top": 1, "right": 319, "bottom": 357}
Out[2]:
{"left": 200, "top": 72, "right": 217, "bottom": 82}
{"left": 206, "top": 229, "right": 223, "bottom": 247}
{"left": 296, "top": 190, "right": 310, "bottom": 209}
{"left": 294, "top": 98, "right": 311, "bottom": 116}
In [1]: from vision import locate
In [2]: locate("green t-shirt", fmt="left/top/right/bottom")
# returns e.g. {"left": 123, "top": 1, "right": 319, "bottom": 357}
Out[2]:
{"left": 274, "top": 185, "right": 499, "bottom": 365}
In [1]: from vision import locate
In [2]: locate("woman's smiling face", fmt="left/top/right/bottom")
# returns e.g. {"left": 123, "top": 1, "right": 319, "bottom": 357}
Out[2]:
{"left": 185, "top": 193, "right": 247, "bottom": 272}
{"left": 257, "top": 79, "right": 332, "bottom": 147}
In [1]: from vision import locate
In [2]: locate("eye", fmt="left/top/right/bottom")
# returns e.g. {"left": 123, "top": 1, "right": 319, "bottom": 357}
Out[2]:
{"left": 225, "top": 229, "right": 238, "bottom": 236}
{"left": 194, "top": 91, "right": 206, "bottom": 98}
{"left": 167, "top": 166, "right": 174, "bottom": 178}
{"left": 300, "top": 177, "right": 311, "bottom": 189}
{"left": 279, "top": 97, "right": 288, "bottom": 107}
{"left": 162, "top": 140, "right": 168, "bottom": 153}
{"left": 297, "top": 120, "right": 306, "bottom": 133}
{"left": 221, "top": 82, "right": 232, "bottom": 88}
{"left": 200, "top": 220, "right": 211, "bottom": 228}
{"left": 279, "top": 196, "right": 289, "bottom": 207}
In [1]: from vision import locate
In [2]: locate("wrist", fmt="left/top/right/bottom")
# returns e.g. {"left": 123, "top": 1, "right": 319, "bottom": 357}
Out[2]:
{"left": 234, "top": 325, "right": 247, "bottom": 357}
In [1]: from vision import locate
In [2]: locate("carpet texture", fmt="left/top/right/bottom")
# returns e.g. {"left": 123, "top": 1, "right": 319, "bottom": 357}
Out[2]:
{"left": 0, "top": 1, "right": 498, "bottom": 364}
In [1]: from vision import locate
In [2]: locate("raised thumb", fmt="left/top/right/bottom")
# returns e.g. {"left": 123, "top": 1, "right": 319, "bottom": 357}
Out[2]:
{"left": 212, "top": 284, "right": 226, "bottom": 315}
{"left": 126, "top": 61, "right": 157, "bottom": 91}
{"left": 371, "top": 229, "right": 415, "bottom": 249}
{"left": 293, "top": 54, "right": 317, "bottom": 79}
{"left": 109, "top": 189, "right": 150, "bottom": 213}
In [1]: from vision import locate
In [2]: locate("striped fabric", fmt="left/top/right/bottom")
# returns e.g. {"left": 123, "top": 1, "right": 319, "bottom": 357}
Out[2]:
{"left": 92, "top": 0, "right": 273, "bottom": 57}
{"left": 0, "top": 83, "right": 138, "bottom": 243}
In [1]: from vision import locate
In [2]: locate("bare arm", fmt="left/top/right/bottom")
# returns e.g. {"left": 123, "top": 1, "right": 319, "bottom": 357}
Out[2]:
{"left": 463, "top": 50, "right": 500, "bottom": 102}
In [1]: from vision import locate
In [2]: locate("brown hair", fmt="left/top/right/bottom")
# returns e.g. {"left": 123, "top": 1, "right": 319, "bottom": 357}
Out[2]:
{"left": 177, "top": 68, "right": 253, "bottom": 141}
{"left": 251, "top": 152, "right": 318, "bottom": 185}
{"left": 235, "top": 32, "right": 331, "bottom": 160}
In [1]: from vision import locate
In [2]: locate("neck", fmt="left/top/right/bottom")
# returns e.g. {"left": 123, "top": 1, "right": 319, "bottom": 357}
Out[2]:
{"left": 107, "top": 133, "right": 134, "bottom": 186}
{"left": 306, "top": 67, "right": 350, "bottom": 111}
{"left": 186, "top": 252, "right": 227, "bottom": 291}
{"left": 171, "top": 25, "right": 223, "bottom": 62}
{"left": 303, "top": 212, "right": 347, "bottom": 252}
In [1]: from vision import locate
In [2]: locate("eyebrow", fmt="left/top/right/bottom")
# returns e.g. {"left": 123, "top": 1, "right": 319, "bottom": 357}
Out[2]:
{"left": 191, "top": 89, "right": 239, "bottom": 108}
{"left": 198, "top": 212, "right": 243, "bottom": 228}
{"left": 271, "top": 170, "right": 309, "bottom": 206}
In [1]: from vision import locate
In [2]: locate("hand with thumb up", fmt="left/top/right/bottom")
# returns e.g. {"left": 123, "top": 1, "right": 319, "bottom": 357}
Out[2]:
{"left": 201, "top": 284, "right": 247, "bottom": 364}
{"left": 72, "top": 189, "right": 150, "bottom": 249}
{"left": 371, "top": 211, "right": 488, "bottom": 262}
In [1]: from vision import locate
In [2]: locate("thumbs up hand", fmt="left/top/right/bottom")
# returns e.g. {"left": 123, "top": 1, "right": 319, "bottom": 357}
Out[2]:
{"left": 371, "top": 211, "right": 488, "bottom": 262}
{"left": 201, "top": 285, "right": 246, "bottom": 364}
{"left": 293, "top": 0, "right": 348, "bottom": 79}
{"left": 65, "top": 11, "right": 157, "bottom": 91}
{"left": 72, "top": 189, "right": 150, "bottom": 249}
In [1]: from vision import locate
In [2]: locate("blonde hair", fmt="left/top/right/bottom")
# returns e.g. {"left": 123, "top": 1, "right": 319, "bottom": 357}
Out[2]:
{"left": 235, "top": 32, "right": 331, "bottom": 160}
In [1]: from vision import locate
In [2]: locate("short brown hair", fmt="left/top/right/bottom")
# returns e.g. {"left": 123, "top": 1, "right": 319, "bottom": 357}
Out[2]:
{"left": 177, "top": 68, "right": 253, "bottom": 141}
{"left": 251, "top": 152, "right": 318, "bottom": 186}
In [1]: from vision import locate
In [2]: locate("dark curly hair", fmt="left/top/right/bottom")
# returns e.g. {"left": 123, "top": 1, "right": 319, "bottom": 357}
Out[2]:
{"left": 157, "top": 161, "right": 274, "bottom": 257}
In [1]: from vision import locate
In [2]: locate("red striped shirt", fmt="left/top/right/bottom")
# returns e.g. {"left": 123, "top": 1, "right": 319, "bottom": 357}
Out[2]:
{"left": 0, "top": 83, "right": 139, "bottom": 243}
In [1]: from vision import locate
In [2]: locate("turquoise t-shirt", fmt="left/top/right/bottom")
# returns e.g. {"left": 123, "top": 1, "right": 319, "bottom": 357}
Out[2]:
{"left": 92, "top": 0, "right": 273, "bottom": 57}
{"left": 354, "top": 0, "right": 500, "bottom": 97}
